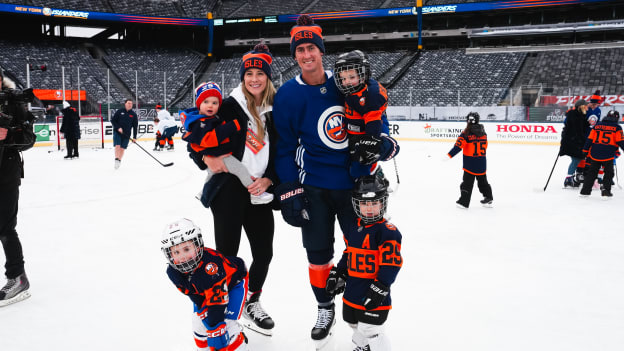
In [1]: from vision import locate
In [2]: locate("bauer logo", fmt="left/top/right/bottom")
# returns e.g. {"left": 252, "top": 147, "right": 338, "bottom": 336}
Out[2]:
{"left": 317, "top": 105, "right": 347, "bottom": 150}
{"left": 34, "top": 125, "right": 50, "bottom": 141}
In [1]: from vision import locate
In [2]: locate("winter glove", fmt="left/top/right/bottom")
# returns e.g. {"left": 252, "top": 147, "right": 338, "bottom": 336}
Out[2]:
{"left": 363, "top": 280, "right": 389, "bottom": 310}
{"left": 206, "top": 322, "right": 229, "bottom": 350}
{"left": 275, "top": 181, "right": 310, "bottom": 227}
{"left": 325, "top": 266, "right": 347, "bottom": 296}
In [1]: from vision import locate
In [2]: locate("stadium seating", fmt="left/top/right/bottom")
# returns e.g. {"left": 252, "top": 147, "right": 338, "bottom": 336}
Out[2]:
{"left": 511, "top": 48, "right": 624, "bottom": 97}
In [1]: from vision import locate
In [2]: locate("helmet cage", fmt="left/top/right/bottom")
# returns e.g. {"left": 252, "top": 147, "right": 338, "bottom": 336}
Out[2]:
{"left": 334, "top": 63, "right": 368, "bottom": 95}
{"left": 161, "top": 219, "right": 204, "bottom": 273}
{"left": 352, "top": 192, "right": 388, "bottom": 224}
{"left": 333, "top": 50, "right": 371, "bottom": 95}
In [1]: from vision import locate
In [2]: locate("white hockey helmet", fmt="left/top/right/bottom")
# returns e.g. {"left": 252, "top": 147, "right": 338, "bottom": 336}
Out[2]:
{"left": 161, "top": 218, "right": 204, "bottom": 273}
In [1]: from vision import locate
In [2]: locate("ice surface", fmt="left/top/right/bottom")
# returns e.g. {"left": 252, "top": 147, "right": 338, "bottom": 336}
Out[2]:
{"left": 1, "top": 139, "right": 623, "bottom": 350}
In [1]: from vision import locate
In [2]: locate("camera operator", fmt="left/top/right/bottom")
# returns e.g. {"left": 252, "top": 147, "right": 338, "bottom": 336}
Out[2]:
{"left": 0, "top": 70, "right": 36, "bottom": 307}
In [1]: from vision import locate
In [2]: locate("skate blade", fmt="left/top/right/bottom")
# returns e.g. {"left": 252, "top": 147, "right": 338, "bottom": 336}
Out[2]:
{"left": 481, "top": 202, "right": 493, "bottom": 208}
{"left": 313, "top": 318, "right": 336, "bottom": 350}
{"left": 241, "top": 318, "right": 273, "bottom": 336}
{"left": 0, "top": 290, "right": 31, "bottom": 307}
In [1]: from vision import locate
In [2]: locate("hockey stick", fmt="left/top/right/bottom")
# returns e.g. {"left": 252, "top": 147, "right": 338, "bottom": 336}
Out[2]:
{"left": 543, "top": 153, "right": 560, "bottom": 191}
{"left": 126, "top": 135, "right": 174, "bottom": 167}
{"left": 391, "top": 157, "right": 400, "bottom": 193}
{"left": 615, "top": 159, "right": 622, "bottom": 190}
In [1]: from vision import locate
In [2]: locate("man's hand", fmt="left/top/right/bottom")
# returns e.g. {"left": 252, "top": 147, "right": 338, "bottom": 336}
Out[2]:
{"left": 275, "top": 182, "right": 310, "bottom": 227}
{"left": 0, "top": 127, "right": 7, "bottom": 141}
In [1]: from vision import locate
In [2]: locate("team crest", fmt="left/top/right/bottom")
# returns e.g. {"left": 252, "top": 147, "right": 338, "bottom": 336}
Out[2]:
{"left": 317, "top": 106, "right": 348, "bottom": 150}
{"left": 359, "top": 97, "right": 366, "bottom": 106}
{"left": 205, "top": 262, "right": 218, "bottom": 275}
{"left": 320, "top": 87, "right": 327, "bottom": 94}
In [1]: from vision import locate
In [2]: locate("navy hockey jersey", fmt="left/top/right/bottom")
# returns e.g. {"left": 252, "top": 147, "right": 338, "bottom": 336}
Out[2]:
{"left": 273, "top": 71, "right": 390, "bottom": 190}
{"left": 448, "top": 130, "right": 488, "bottom": 175}
{"left": 336, "top": 218, "right": 403, "bottom": 311}
{"left": 166, "top": 248, "right": 247, "bottom": 326}
{"left": 583, "top": 119, "right": 624, "bottom": 161}
{"left": 344, "top": 78, "right": 387, "bottom": 137}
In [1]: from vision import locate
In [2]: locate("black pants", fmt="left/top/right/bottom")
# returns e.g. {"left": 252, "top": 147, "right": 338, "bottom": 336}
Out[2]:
{"left": 0, "top": 182, "right": 24, "bottom": 279}
{"left": 210, "top": 176, "right": 274, "bottom": 294}
{"left": 458, "top": 171, "right": 493, "bottom": 207}
{"left": 581, "top": 159, "right": 614, "bottom": 194}
{"left": 65, "top": 137, "right": 79, "bottom": 157}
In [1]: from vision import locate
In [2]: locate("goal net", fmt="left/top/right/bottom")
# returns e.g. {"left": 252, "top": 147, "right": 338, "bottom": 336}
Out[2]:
{"left": 56, "top": 115, "right": 105, "bottom": 150}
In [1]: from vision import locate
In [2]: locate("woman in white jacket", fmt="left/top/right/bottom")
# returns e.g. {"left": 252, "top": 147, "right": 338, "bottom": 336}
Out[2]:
{"left": 199, "top": 44, "right": 278, "bottom": 337}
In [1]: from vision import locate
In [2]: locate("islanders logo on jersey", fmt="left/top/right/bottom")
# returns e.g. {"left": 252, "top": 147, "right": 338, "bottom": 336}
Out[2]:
{"left": 317, "top": 105, "right": 348, "bottom": 150}
{"left": 205, "top": 262, "right": 219, "bottom": 275}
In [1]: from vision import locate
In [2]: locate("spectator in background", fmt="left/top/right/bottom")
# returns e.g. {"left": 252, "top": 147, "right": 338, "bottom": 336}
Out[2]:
{"left": 45, "top": 104, "right": 59, "bottom": 122}
{"left": 155, "top": 103, "right": 176, "bottom": 150}
{"left": 111, "top": 98, "right": 138, "bottom": 169}
{"left": 59, "top": 101, "right": 81, "bottom": 159}
{"left": 559, "top": 99, "right": 590, "bottom": 188}
{"left": 0, "top": 70, "right": 36, "bottom": 307}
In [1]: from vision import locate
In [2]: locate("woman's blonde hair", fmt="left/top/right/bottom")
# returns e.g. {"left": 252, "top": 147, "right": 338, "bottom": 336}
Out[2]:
{"left": 241, "top": 79, "right": 276, "bottom": 140}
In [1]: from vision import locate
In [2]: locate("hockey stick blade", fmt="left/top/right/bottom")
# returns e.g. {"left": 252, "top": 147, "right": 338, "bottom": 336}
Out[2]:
{"left": 163, "top": 162, "right": 174, "bottom": 167}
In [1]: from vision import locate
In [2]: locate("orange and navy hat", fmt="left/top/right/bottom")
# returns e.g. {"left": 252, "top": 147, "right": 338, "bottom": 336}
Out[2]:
{"left": 289, "top": 14, "right": 325, "bottom": 58}
{"left": 589, "top": 90, "right": 604, "bottom": 104}
{"left": 195, "top": 82, "right": 222, "bottom": 109}
{"left": 240, "top": 44, "right": 273, "bottom": 81}
{"left": 155, "top": 103, "right": 163, "bottom": 110}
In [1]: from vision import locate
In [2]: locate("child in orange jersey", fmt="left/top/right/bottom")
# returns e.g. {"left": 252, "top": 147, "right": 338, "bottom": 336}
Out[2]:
{"left": 333, "top": 50, "right": 397, "bottom": 179}
{"left": 325, "top": 174, "right": 402, "bottom": 351}
{"left": 580, "top": 110, "right": 624, "bottom": 198}
{"left": 161, "top": 218, "right": 250, "bottom": 351}
{"left": 447, "top": 112, "right": 494, "bottom": 208}
{"left": 181, "top": 82, "right": 273, "bottom": 207}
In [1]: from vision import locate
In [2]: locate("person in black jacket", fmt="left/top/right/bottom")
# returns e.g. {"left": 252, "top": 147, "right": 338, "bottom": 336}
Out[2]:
{"left": 111, "top": 98, "right": 138, "bottom": 169}
{"left": 192, "top": 44, "right": 279, "bottom": 336}
{"left": 559, "top": 99, "right": 590, "bottom": 188}
{"left": 0, "top": 72, "right": 36, "bottom": 307}
{"left": 59, "top": 101, "right": 80, "bottom": 159}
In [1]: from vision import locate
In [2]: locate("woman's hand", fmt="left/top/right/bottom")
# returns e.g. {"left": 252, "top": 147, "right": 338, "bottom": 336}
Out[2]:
{"left": 247, "top": 177, "right": 272, "bottom": 195}
{"left": 203, "top": 154, "right": 230, "bottom": 173}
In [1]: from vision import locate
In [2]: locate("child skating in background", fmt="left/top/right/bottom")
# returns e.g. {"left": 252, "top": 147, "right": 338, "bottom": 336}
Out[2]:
{"left": 181, "top": 82, "right": 273, "bottom": 206}
{"left": 580, "top": 110, "right": 624, "bottom": 198}
{"left": 333, "top": 50, "right": 393, "bottom": 179}
{"left": 161, "top": 218, "right": 250, "bottom": 351}
{"left": 447, "top": 112, "right": 494, "bottom": 208}
{"left": 325, "top": 174, "right": 403, "bottom": 351}
{"left": 152, "top": 116, "right": 177, "bottom": 151}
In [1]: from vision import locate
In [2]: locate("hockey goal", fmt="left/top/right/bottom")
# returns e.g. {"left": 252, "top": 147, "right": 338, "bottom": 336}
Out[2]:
{"left": 56, "top": 115, "right": 104, "bottom": 150}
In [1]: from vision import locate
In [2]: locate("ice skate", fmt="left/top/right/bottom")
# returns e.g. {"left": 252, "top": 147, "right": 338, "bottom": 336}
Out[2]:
{"left": 455, "top": 200, "right": 468, "bottom": 209}
{"left": 480, "top": 197, "right": 493, "bottom": 208}
{"left": 64, "top": 155, "right": 72, "bottom": 160}
{"left": 167, "top": 144, "right": 174, "bottom": 151}
{"left": 311, "top": 303, "right": 336, "bottom": 350}
{"left": 114, "top": 158, "right": 121, "bottom": 169}
{"left": 601, "top": 189, "right": 613, "bottom": 199}
{"left": 250, "top": 192, "right": 274, "bottom": 205}
{"left": 242, "top": 293, "right": 274, "bottom": 336}
{"left": 0, "top": 273, "right": 31, "bottom": 307}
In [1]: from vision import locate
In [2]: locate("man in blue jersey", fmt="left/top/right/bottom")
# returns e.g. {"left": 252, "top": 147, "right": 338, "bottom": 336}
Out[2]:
{"left": 272, "top": 14, "right": 399, "bottom": 348}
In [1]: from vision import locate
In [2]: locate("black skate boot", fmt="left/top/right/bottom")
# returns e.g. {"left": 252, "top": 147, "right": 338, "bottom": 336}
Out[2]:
{"left": 601, "top": 189, "right": 613, "bottom": 198}
{"left": 311, "top": 303, "right": 336, "bottom": 348}
{"left": 480, "top": 197, "right": 493, "bottom": 208}
{"left": 0, "top": 273, "right": 31, "bottom": 307}
{"left": 242, "top": 292, "right": 274, "bottom": 336}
